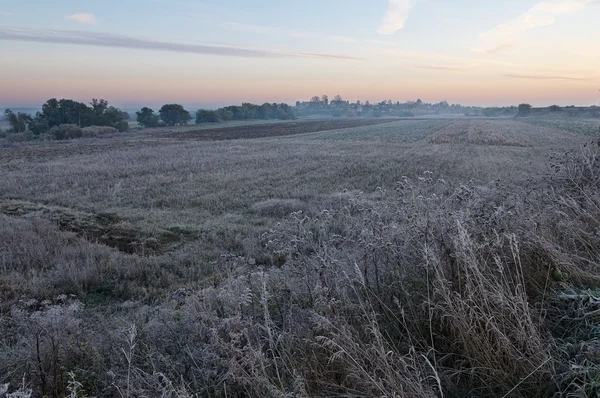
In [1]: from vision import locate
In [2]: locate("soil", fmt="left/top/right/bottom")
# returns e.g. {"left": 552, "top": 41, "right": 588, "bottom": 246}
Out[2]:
{"left": 167, "top": 119, "right": 398, "bottom": 140}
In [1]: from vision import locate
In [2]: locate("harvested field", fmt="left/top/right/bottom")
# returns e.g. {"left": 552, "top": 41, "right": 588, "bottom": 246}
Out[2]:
{"left": 167, "top": 118, "right": 398, "bottom": 140}
{"left": 2, "top": 117, "right": 600, "bottom": 397}
{"left": 427, "top": 119, "right": 590, "bottom": 146}
{"left": 0, "top": 139, "right": 165, "bottom": 163}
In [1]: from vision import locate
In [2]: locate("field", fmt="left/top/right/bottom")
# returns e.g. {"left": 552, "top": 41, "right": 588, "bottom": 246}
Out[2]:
{"left": 1, "top": 117, "right": 600, "bottom": 397}
{"left": 167, "top": 119, "right": 399, "bottom": 140}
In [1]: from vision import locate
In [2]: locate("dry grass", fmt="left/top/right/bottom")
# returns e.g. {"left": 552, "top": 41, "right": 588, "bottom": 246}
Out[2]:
{"left": 0, "top": 118, "right": 599, "bottom": 396}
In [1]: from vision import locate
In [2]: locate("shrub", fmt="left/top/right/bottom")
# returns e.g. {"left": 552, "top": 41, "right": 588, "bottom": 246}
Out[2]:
{"left": 29, "top": 114, "right": 49, "bottom": 136}
{"left": 115, "top": 120, "right": 129, "bottom": 132}
{"left": 6, "top": 131, "right": 34, "bottom": 142}
{"left": 517, "top": 103, "right": 532, "bottom": 117}
{"left": 81, "top": 126, "right": 118, "bottom": 137}
{"left": 48, "top": 124, "right": 83, "bottom": 140}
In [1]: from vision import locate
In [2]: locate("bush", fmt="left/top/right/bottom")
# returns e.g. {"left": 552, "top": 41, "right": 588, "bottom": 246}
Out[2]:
{"left": 48, "top": 124, "right": 83, "bottom": 140}
{"left": 29, "top": 115, "right": 49, "bottom": 136}
{"left": 6, "top": 131, "right": 34, "bottom": 142}
{"left": 115, "top": 120, "right": 129, "bottom": 132}
{"left": 517, "top": 103, "right": 532, "bottom": 117}
{"left": 81, "top": 126, "right": 119, "bottom": 137}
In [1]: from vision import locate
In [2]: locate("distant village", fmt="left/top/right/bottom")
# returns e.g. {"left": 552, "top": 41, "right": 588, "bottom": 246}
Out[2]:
{"left": 295, "top": 95, "right": 486, "bottom": 118}
{"left": 294, "top": 95, "right": 600, "bottom": 119}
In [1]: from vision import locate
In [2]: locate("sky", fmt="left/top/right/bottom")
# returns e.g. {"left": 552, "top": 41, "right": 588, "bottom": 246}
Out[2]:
{"left": 0, "top": 0, "right": 599, "bottom": 109}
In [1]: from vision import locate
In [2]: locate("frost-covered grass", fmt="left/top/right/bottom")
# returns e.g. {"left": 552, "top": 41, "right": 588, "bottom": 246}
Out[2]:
{"left": 1, "top": 118, "right": 600, "bottom": 397}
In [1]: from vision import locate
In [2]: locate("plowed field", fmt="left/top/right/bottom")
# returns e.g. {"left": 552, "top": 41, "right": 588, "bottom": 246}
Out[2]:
{"left": 167, "top": 119, "right": 398, "bottom": 140}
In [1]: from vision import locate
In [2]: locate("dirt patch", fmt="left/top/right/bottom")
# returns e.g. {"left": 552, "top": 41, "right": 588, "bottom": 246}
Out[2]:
{"left": 167, "top": 119, "right": 399, "bottom": 140}
{"left": 0, "top": 199, "right": 196, "bottom": 255}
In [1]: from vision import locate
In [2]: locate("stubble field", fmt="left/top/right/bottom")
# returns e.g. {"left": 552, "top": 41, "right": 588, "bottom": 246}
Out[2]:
{"left": 1, "top": 117, "right": 600, "bottom": 397}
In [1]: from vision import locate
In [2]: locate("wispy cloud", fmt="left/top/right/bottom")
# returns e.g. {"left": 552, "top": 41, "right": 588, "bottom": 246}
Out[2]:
{"left": 0, "top": 12, "right": 13, "bottom": 16}
{"left": 225, "top": 21, "right": 395, "bottom": 47}
{"left": 0, "top": 26, "right": 363, "bottom": 60}
{"left": 416, "top": 64, "right": 465, "bottom": 71}
{"left": 377, "top": 0, "right": 416, "bottom": 35}
{"left": 67, "top": 13, "right": 97, "bottom": 25}
{"left": 473, "top": 0, "right": 593, "bottom": 53}
{"left": 504, "top": 73, "right": 587, "bottom": 80}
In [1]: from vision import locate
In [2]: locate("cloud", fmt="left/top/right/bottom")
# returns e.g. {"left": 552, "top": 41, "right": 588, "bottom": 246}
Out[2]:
{"left": 473, "top": 0, "right": 592, "bottom": 53}
{"left": 67, "top": 13, "right": 97, "bottom": 25}
{"left": 0, "top": 26, "right": 363, "bottom": 60}
{"left": 416, "top": 64, "right": 464, "bottom": 71}
{"left": 226, "top": 21, "right": 395, "bottom": 47}
{"left": 377, "top": 0, "right": 415, "bottom": 35}
{"left": 504, "top": 73, "right": 586, "bottom": 80}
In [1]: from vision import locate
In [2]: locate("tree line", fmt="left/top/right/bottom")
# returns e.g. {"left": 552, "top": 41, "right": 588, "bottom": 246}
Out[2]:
{"left": 136, "top": 102, "right": 295, "bottom": 128}
{"left": 3, "top": 98, "right": 129, "bottom": 139}
{"left": 2, "top": 100, "right": 296, "bottom": 139}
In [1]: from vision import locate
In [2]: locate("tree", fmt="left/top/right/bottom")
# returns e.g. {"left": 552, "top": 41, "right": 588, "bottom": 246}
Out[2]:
{"left": 321, "top": 95, "right": 329, "bottom": 106}
{"left": 30, "top": 112, "right": 49, "bottom": 136}
{"left": 90, "top": 99, "right": 108, "bottom": 115}
{"left": 310, "top": 96, "right": 321, "bottom": 108}
{"left": 136, "top": 107, "right": 161, "bottom": 128}
{"left": 159, "top": 104, "right": 192, "bottom": 126}
{"left": 517, "top": 103, "right": 532, "bottom": 117}
{"left": 41, "top": 98, "right": 63, "bottom": 127}
{"left": 218, "top": 109, "right": 233, "bottom": 121}
{"left": 56, "top": 99, "right": 91, "bottom": 126}
{"left": 102, "top": 106, "right": 125, "bottom": 126}
{"left": 549, "top": 105, "right": 561, "bottom": 112}
{"left": 4, "top": 109, "right": 32, "bottom": 133}
{"left": 196, "top": 109, "right": 221, "bottom": 124}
